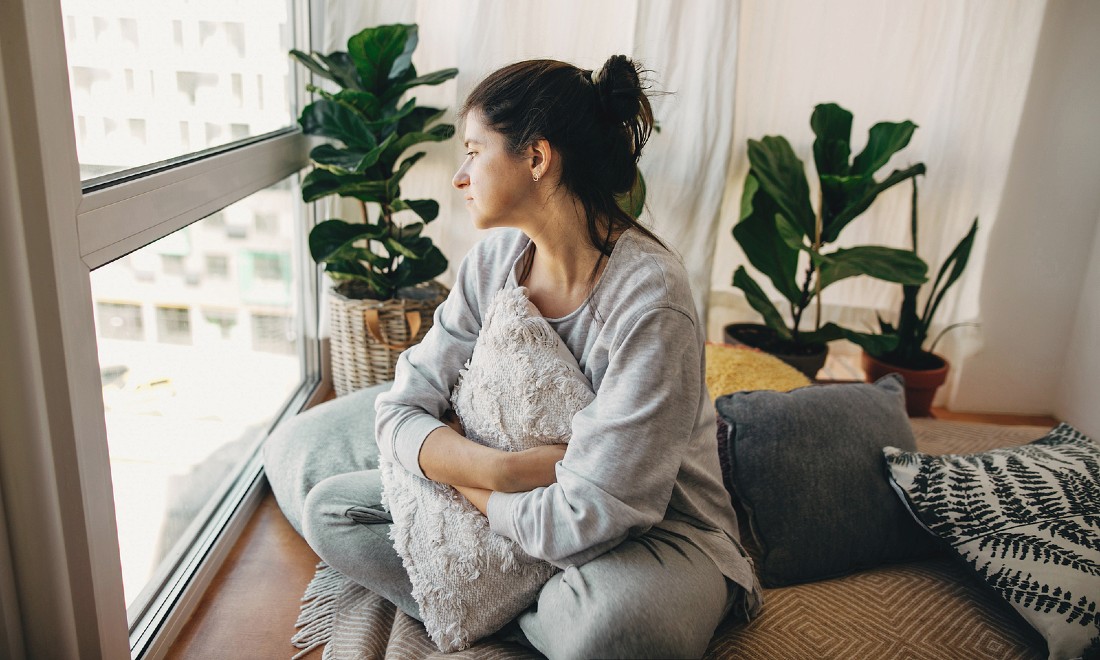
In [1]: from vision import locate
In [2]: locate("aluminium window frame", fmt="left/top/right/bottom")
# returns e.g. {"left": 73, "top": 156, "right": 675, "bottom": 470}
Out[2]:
{"left": 0, "top": 0, "right": 327, "bottom": 657}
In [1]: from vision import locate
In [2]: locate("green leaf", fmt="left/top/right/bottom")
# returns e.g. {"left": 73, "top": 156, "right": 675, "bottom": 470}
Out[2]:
{"left": 347, "top": 25, "right": 413, "bottom": 95}
{"left": 301, "top": 169, "right": 387, "bottom": 203}
{"left": 774, "top": 213, "right": 808, "bottom": 252}
{"left": 398, "top": 106, "right": 448, "bottom": 135}
{"left": 810, "top": 103, "right": 853, "bottom": 177}
{"left": 733, "top": 173, "right": 802, "bottom": 304}
{"left": 290, "top": 50, "right": 342, "bottom": 86}
{"left": 308, "top": 143, "right": 385, "bottom": 175}
{"left": 308, "top": 219, "right": 386, "bottom": 263}
{"left": 315, "top": 52, "right": 363, "bottom": 91}
{"left": 816, "top": 246, "right": 929, "bottom": 290}
{"left": 732, "top": 267, "right": 792, "bottom": 339}
{"left": 852, "top": 120, "right": 918, "bottom": 176}
{"left": 823, "top": 162, "right": 926, "bottom": 243}
{"left": 329, "top": 89, "right": 381, "bottom": 118}
{"left": 386, "top": 152, "right": 427, "bottom": 198}
{"left": 387, "top": 24, "right": 418, "bottom": 81}
{"left": 381, "top": 123, "right": 456, "bottom": 166}
{"left": 384, "top": 235, "right": 434, "bottom": 259}
{"left": 616, "top": 169, "right": 647, "bottom": 219}
{"left": 298, "top": 99, "right": 377, "bottom": 151}
{"left": 392, "top": 246, "right": 448, "bottom": 289}
{"left": 391, "top": 199, "right": 439, "bottom": 223}
{"left": 799, "top": 323, "right": 900, "bottom": 353}
{"left": 383, "top": 68, "right": 459, "bottom": 104}
{"left": 818, "top": 173, "right": 874, "bottom": 231}
{"left": 922, "top": 217, "right": 979, "bottom": 328}
{"left": 364, "top": 99, "right": 419, "bottom": 137}
{"left": 396, "top": 222, "right": 425, "bottom": 239}
{"left": 746, "top": 136, "right": 816, "bottom": 238}
{"left": 353, "top": 247, "right": 390, "bottom": 270}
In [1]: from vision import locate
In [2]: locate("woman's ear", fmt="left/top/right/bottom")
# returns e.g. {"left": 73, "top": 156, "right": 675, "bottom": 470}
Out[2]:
{"left": 528, "top": 138, "right": 553, "bottom": 181}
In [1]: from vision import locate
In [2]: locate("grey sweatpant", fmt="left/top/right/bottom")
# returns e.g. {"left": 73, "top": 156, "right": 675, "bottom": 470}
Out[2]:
{"left": 265, "top": 384, "right": 736, "bottom": 659}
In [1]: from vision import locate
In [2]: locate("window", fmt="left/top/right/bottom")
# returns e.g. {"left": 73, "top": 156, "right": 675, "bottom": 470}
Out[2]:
{"left": 161, "top": 254, "right": 185, "bottom": 276}
{"left": 206, "top": 254, "right": 229, "bottom": 278}
{"left": 251, "top": 312, "right": 296, "bottom": 354}
{"left": 155, "top": 306, "right": 192, "bottom": 344}
{"left": 97, "top": 302, "right": 144, "bottom": 341}
{"left": 0, "top": 0, "right": 318, "bottom": 655}
{"left": 62, "top": 0, "right": 295, "bottom": 182}
{"left": 93, "top": 181, "right": 307, "bottom": 626}
{"left": 253, "top": 253, "right": 286, "bottom": 281}
{"left": 202, "top": 307, "right": 238, "bottom": 340}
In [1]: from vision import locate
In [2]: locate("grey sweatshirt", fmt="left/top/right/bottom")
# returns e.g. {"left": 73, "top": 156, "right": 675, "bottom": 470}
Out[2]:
{"left": 375, "top": 227, "right": 760, "bottom": 605}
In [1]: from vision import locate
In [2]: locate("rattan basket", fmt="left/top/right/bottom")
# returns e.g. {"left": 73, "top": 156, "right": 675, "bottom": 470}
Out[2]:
{"left": 328, "top": 280, "right": 449, "bottom": 396}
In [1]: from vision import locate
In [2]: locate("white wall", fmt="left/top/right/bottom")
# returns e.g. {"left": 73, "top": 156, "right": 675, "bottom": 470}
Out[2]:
{"left": 950, "top": 0, "right": 1100, "bottom": 419}
{"left": 1057, "top": 209, "right": 1100, "bottom": 437}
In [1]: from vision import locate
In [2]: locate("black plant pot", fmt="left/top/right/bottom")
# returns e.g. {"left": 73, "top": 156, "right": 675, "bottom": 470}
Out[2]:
{"left": 723, "top": 323, "right": 828, "bottom": 380}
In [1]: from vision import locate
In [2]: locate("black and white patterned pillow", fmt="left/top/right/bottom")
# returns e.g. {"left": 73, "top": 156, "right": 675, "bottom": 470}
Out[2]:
{"left": 884, "top": 423, "right": 1100, "bottom": 660}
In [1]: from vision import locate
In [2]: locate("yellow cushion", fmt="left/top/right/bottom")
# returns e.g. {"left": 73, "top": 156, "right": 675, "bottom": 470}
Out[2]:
{"left": 705, "top": 343, "right": 811, "bottom": 402}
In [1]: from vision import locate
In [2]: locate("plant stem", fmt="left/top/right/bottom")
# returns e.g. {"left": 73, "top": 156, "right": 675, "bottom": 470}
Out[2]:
{"left": 793, "top": 263, "right": 815, "bottom": 343}
{"left": 813, "top": 212, "right": 823, "bottom": 331}
{"left": 910, "top": 175, "right": 919, "bottom": 252}
{"left": 359, "top": 199, "right": 369, "bottom": 224}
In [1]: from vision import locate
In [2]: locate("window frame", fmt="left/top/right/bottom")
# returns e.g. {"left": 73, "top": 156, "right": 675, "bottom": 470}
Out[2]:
{"left": 0, "top": 0, "right": 328, "bottom": 656}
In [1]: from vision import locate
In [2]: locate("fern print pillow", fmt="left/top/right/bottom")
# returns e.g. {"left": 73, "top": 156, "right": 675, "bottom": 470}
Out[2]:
{"left": 884, "top": 423, "right": 1100, "bottom": 660}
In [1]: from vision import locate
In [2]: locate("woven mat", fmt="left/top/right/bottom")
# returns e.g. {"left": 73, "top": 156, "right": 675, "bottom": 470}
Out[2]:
{"left": 293, "top": 418, "right": 1053, "bottom": 659}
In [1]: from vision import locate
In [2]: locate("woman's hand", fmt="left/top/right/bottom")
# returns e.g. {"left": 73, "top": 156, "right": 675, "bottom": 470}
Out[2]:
{"left": 421, "top": 422, "right": 567, "bottom": 494}
{"left": 440, "top": 408, "right": 465, "bottom": 436}
{"left": 495, "top": 444, "right": 567, "bottom": 493}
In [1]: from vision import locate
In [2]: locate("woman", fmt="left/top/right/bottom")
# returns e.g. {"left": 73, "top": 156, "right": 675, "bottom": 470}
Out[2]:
{"left": 302, "top": 55, "right": 761, "bottom": 658}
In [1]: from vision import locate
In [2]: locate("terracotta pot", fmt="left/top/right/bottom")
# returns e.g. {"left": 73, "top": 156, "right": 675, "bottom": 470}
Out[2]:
{"left": 861, "top": 351, "right": 950, "bottom": 417}
{"left": 724, "top": 323, "right": 828, "bottom": 380}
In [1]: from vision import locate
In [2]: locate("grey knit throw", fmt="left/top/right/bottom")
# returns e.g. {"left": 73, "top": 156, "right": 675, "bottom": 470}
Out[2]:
{"left": 380, "top": 286, "right": 594, "bottom": 652}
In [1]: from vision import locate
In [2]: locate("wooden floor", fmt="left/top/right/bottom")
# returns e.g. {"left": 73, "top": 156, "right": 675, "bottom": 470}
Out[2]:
{"left": 166, "top": 406, "right": 1060, "bottom": 659}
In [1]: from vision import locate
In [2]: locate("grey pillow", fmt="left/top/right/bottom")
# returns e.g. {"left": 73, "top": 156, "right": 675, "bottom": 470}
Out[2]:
{"left": 714, "top": 373, "right": 938, "bottom": 586}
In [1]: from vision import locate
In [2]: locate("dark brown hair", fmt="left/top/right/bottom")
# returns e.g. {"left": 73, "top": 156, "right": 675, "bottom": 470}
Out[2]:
{"left": 459, "top": 55, "right": 666, "bottom": 288}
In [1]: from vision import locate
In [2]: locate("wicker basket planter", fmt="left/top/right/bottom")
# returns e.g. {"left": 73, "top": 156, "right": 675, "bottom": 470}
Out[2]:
{"left": 329, "top": 280, "right": 449, "bottom": 396}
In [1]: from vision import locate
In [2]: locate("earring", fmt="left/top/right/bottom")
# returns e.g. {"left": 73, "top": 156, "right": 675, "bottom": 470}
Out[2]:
{"left": 533, "top": 172, "right": 540, "bottom": 182}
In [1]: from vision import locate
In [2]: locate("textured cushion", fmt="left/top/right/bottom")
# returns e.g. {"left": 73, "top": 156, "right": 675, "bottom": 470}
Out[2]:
{"left": 714, "top": 374, "right": 938, "bottom": 586}
{"left": 704, "top": 343, "right": 812, "bottom": 402}
{"left": 884, "top": 423, "right": 1100, "bottom": 660}
{"left": 380, "top": 287, "right": 594, "bottom": 652}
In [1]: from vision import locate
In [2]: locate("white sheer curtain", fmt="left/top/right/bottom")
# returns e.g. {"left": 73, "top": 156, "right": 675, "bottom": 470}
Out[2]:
{"left": 318, "top": 0, "right": 1048, "bottom": 407}
{"left": 708, "top": 0, "right": 1045, "bottom": 408}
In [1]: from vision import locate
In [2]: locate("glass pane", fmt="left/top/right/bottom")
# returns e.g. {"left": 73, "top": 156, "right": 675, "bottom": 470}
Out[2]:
{"left": 62, "top": 0, "right": 293, "bottom": 181}
{"left": 91, "top": 176, "right": 303, "bottom": 612}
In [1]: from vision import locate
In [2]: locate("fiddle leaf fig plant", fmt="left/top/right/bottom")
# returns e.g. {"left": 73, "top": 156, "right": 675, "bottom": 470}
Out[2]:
{"left": 291, "top": 24, "right": 457, "bottom": 300}
{"left": 869, "top": 176, "right": 979, "bottom": 369}
{"left": 733, "top": 102, "right": 930, "bottom": 354}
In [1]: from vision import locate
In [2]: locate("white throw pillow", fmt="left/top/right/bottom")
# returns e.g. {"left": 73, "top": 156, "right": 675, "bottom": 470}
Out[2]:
{"left": 381, "top": 286, "right": 594, "bottom": 652}
{"left": 884, "top": 423, "right": 1100, "bottom": 660}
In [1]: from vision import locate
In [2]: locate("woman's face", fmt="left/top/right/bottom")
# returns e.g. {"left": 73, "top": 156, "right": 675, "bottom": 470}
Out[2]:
{"left": 452, "top": 109, "right": 534, "bottom": 230}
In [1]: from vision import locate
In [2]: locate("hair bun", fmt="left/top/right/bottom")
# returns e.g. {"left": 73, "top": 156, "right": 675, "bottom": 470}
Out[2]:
{"left": 593, "top": 54, "right": 643, "bottom": 124}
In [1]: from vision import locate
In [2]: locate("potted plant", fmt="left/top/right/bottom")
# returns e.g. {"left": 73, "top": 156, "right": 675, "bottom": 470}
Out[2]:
{"left": 862, "top": 176, "right": 979, "bottom": 416}
{"left": 290, "top": 24, "right": 457, "bottom": 394}
{"left": 728, "top": 102, "right": 929, "bottom": 378}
